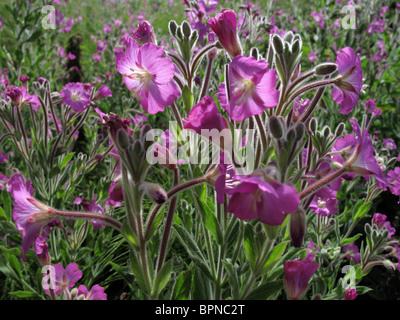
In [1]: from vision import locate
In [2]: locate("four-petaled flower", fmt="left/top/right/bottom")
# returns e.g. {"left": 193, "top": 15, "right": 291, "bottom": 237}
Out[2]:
{"left": 115, "top": 36, "right": 180, "bottom": 114}
{"left": 332, "top": 47, "right": 363, "bottom": 114}
{"left": 218, "top": 55, "right": 279, "bottom": 122}
{"left": 60, "top": 82, "right": 92, "bottom": 113}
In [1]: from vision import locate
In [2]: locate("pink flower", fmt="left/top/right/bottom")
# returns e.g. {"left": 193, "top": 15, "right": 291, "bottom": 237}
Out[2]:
{"left": 103, "top": 24, "right": 112, "bottom": 34}
{"left": 226, "top": 174, "right": 300, "bottom": 226}
{"left": 74, "top": 195, "right": 106, "bottom": 229}
{"left": 92, "top": 53, "right": 101, "bottom": 62}
{"left": 77, "top": 284, "right": 107, "bottom": 300}
{"left": 183, "top": 96, "right": 228, "bottom": 134}
{"left": 331, "top": 118, "right": 386, "bottom": 189}
{"left": 96, "top": 39, "right": 107, "bottom": 53}
{"left": 7, "top": 174, "right": 58, "bottom": 260}
{"left": 67, "top": 52, "right": 76, "bottom": 60}
{"left": 0, "top": 173, "right": 9, "bottom": 191}
{"left": 284, "top": 259, "right": 319, "bottom": 300}
{"left": 218, "top": 55, "right": 279, "bottom": 122}
{"left": 332, "top": 47, "right": 363, "bottom": 114}
{"left": 308, "top": 51, "right": 317, "bottom": 62}
{"left": 208, "top": 9, "right": 242, "bottom": 58}
{"left": 343, "top": 288, "right": 357, "bottom": 300}
{"left": 45, "top": 263, "right": 82, "bottom": 295}
{"left": 6, "top": 86, "right": 40, "bottom": 108}
{"left": 132, "top": 21, "right": 157, "bottom": 44}
{"left": 114, "top": 18, "right": 122, "bottom": 28}
{"left": 197, "top": 0, "right": 219, "bottom": 13}
{"left": 0, "top": 152, "right": 8, "bottom": 164}
{"left": 93, "top": 85, "right": 112, "bottom": 100}
{"left": 115, "top": 36, "right": 180, "bottom": 114}
{"left": 60, "top": 82, "right": 92, "bottom": 112}
{"left": 342, "top": 243, "right": 361, "bottom": 264}
{"left": 383, "top": 138, "right": 396, "bottom": 150}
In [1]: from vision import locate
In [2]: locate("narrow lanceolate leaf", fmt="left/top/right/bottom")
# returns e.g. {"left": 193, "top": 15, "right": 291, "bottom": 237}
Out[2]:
{"left": 246, "top": 280, "right": 283, "bottom": 300}
{"left": 152, "top": 259, "right": 173, "bottom": 298}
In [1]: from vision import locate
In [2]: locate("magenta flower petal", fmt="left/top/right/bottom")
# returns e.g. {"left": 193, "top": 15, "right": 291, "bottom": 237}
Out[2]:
{"left": 208, "top": 9, "right": 242, "bottom": 58}
{"left": 8, "top": 174, "right": 57, "bottom": 260}
{"left": 332, "top": 47, "right": 363, "bottom": 114}
{"left": 60, "top": 82, "right": 91, "bottom": 113}
{"left": 227, "top": 175, "right": 299, "bottom": 226}
{"left": 284, "top": 259, "right": 319, "bottom": 300}
{"left": 77, "top": 284, "right": 107, "bottom": 300}
{"left": 222, "top": 56, "right": 279, "bottom": 122}
{"left": 115, "top": 36, "right": 180, "bottom": 114}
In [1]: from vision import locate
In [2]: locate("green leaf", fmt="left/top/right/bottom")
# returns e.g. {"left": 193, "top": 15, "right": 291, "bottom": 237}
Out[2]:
{"left": 9, "top": 291, "right": 39, "bottom": 299}
{"left": 262, "top": 241, "right": 289, "bottom": 275}
{"left": 61, "top": 152, "right": 75, "bottom": 169}
{"left": 121, "top": 221, "right": 140, "bottom": 250}
{"left": 246, "top": 280, "right": 283, "bottom": 300}
{"left": 340, "top": 233, "right": 362, "bottom": 246}
{"left": 172, "top": 268, "right": 192, "bottom": 300}
{"left": 243, "top": 224, "right": 257, "bottom": 271}
{"left": 8, "top": 254, "right": 22, "bottom": 278}
{"left": 129, "top": 251, "right": 150, "bottom": 294}
{"left": 354, "top": 201, "right": 372, "bottom": 221}
{"left": 152, "top": 259, "right": 173, "bottom": 298}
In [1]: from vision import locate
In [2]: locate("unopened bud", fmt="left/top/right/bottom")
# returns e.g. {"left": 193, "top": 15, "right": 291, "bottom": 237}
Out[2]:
{"left": 117, "top": 128, "right": 130, "bottom": 149}
{"left": 250, "top": 47, "right": 259, "bottom": 60}
{"left": 322, "top": 125, "right": 331, "bottom": 138}
{"left": 290, "top": 209, "right": 306, "bottom": 248}
{"left": 269, "top": 115, "right": 285, "bottom": 139}
{"left": 335, "top": 122, "right": 345, "bottom": 137}
{"left": 272, "top": 35, "right": 284, "bottom": 55}
{"left": 181, "top": 20, "right": 192, "bottom": 39}
{"left": 291, "top": 39, "right": 301, "bottom": 54}
{"left": 169, "top": 20, "right": 178, "bottom": 38}
{"left": 383, "top": 259, "right": 396, "bottom": 271}
{"left": 142, "top": 182, "right": 168, "bottom": 204}
{"left": 70, "top": 288, "right": 79, "bottom": 300}
{"left": 309, "top": 118, "right": 317, "bottom": 134}
{"left": 315, "top": 63, "right": 338, "bottom": 76}
{"left": 294, "top": 122, "right": 305, "bottom": 141}
{"left": 283, "top": 31, "right": 294, "bottom": 43}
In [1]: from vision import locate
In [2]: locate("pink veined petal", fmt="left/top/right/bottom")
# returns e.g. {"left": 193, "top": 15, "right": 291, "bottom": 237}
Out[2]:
{"left": 146, "top": 80, "right": 180, "bottom": 114}
{"left": 254, "top": 70, "right": 279, "bottom": 107}
{"left": 331, "top": 86, "right": 344, "bottom": 105}
{"left": 115, "top": 51, "right": 137, "bottom": 76}
{"left": 147, "top": 57, "right": 175, "bottom": 84}
{"left": 122, "top": 76, "right": 142, "bottom": 93}
{"left": 229, "top": 56, "right": 268, "bottom": 84}
{"left": 124, "top": 36, "right": 140, "bottom": 64}
{"left": 227, "top": 192, "right": 259, "bottom": 220}
{"left": 64, "top": 262, "right": 82, "bottom": 288}
{"left": 336, "top": 47, "right": 356, "bottom": 75}
{"left": 339, "top": 89, "right": 359, "bottom": 114}
{"left": 137, "top": 43, "right": 167, "bottom": 72}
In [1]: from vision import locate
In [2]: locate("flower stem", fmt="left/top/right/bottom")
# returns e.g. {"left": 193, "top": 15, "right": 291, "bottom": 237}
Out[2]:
{"left": 156, "top": 168, "right": 179, "bottom": 273}
{"left": 299, "top": 166, "right": 347, "bottom": 200}
{"left": 199, "top": 56, "right": 214, "bottom": 100}
{"left": 55, "top": 210, "right": 122, "bottom": 231}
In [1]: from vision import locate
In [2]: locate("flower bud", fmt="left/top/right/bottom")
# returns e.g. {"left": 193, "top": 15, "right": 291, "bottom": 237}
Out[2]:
{"left": 290, "top": 209, "right": 306, "bottom": 248}
{"left": 250, "top": 47, "right": 259, "bottom": 60}
{"left": 142, "top": 182, "right": 168, "bottom": 204}
{"left": 315, "top": 63, "right": 338, "bottom": 76}
{"left": 294, "top": 122, "right": 305, "bottom": 141}
{"left": 322, "top": 125, "right": 331, "bottom": 138}
{"left": 169, "top": 20, "right": 178, "bottom": 38}
{"left": 283, "top": 31, "right": 294, "bottom": 44}
{"left": 309, "top": 117, "right": 318, "bottom": 134}
{"left": 117, "top": 128, "right": 130, "bottom": 150}
{"left": 182, "top": 20, "right": 192, "bottom": 39}
{"left": 269, "top": 115, "right": 285, "bottom": 139}
{"left": 272, "top": 35, "right": 284, "bottom": 55}
{"left": 335, "top": 122, "right": 345, "bottom": 137}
